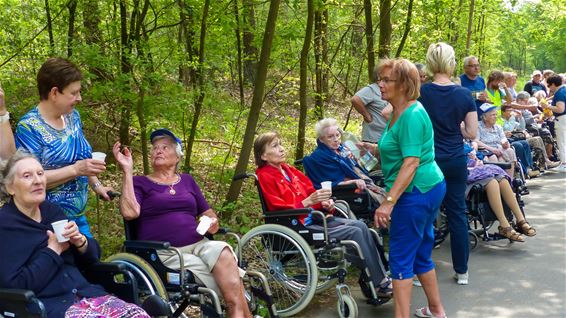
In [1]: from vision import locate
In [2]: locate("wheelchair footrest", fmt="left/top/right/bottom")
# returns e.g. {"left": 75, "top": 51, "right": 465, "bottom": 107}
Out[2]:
{"left": 367, "top": 297, "right": 391, "bottom": 306}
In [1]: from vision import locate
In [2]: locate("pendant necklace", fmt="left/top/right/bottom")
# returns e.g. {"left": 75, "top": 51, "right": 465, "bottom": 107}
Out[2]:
{"left": 152, "top": 174, "right": 181, "bottom": 195}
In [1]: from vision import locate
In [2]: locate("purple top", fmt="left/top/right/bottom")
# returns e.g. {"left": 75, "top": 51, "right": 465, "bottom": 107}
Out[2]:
{"left": 133, "top": 174, "right": 210, "bottom": 247}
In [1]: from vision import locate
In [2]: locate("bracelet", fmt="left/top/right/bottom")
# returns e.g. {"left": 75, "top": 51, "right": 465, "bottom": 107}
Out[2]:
{"left": 91, "top": 181, "right": 102, "bottom": 190}
{"left": 0, "top": 112, "right": 9, "bottom": 124}
{"left": 76, "top": 236, "right": 87, "bottom": 248}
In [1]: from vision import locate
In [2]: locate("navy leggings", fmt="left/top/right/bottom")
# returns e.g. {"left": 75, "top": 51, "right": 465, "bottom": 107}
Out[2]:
{"left": 436, "top": 156, "right": 469, "bottom": 274}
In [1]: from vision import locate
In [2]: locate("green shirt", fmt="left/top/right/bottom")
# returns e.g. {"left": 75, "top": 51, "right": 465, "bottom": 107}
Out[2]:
{"left": 378, "top": 101, "right": 444, "bottom": 193}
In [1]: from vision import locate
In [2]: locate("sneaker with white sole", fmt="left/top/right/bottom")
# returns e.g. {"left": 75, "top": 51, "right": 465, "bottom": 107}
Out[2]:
{"left": 546, "top": 160, "right": 561, "bottom": 169}
{"left": 554, "top": 164, "right": 566, "bottom": 172}
{"left": 453, "top": 272, "right": 468, "bottom": 285}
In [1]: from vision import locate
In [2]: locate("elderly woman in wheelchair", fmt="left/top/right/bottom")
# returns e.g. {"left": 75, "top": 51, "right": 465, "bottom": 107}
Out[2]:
{"left": 0, "top": 151, "right": 150, "bottom": 318}
{"left": 302, "top": 118, "right": 385, "bottom": 216}
{"left": 113, "top": 129, "right": 252, "bottom": 318}
{"left": 253, "top": 132, "right": 392, "bottom": 299}
{"left": 466, "top": 143, "right": 537, "bottom": 242}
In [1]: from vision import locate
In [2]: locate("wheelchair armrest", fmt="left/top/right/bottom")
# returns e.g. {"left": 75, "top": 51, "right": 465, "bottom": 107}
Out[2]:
{"left": 263, "top": 208, "right": 312, "bottom": 219}
{"left": 124, "top": 240, "right": 171, "bottom": 250}
{"left": 82, "top": 262, "right": 139, "bottom": 305}
{"left": 84, "top": 262, "right": 127, "bottom": 273}
{"left": 484, "top": 161, "right": 512, "bottom": 170}
{"left": 332, "top": 183, "right": 357, "bottom": 191}
{"left": 0, "top": 289, "right": 38, "bottom": 303}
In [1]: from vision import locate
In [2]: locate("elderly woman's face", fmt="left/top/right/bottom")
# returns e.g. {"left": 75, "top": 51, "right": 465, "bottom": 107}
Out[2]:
{"left": 7, "top": 158, "right": 46, "bottom": 206}
{"left": 320, "top": 125, "right": 341, "bottom": 150}
{"left": 261, "top": 138, "right": 286, "bottom": 166}
{"left": 378, "top": 67, "right": 398, "bottom": 102}
{"left": 151, "top": 138, "right": 179, "bottom": 170}
{"left": 482, "top": 109, "right": 498, "bottom": 125}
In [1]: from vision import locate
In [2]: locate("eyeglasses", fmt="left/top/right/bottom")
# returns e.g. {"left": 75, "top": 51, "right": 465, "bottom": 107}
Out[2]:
{"left": 325, "top": 133, "right": 341, "bottom": 141}
{"left": 466, "top": 64, "right": 480, "bottom": 68}
{"left": 377, "top": 77, "right": 398, "bottom": 84}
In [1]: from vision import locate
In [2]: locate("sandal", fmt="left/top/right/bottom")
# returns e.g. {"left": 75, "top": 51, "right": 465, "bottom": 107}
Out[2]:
{"left": 516, "top": 220, "right": 536, "bottom": 237}
{"left": 375, "top": 278, "right": 393, "bottom": 298}
{"left": 498, "top": 226, "right": 525, "bottom": 242}
{"left": 415, "top": 306, "right": 447, "bottom": 318}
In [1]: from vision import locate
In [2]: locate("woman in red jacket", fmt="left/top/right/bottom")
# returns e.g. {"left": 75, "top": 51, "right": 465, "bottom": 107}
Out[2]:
{"left": 253, "top": 132, "right": 392, "bottom": 298}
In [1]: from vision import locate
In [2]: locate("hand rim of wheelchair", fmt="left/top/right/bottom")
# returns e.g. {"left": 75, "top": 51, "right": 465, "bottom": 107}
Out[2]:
{"left": 238, "top": 223, "right": 319, "bottom": 317}
{"left": 105, "top": 253, "right": 181, "bottom": 317}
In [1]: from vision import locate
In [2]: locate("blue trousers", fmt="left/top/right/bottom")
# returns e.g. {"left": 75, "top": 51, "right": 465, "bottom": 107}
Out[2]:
{"left": 389, "top": 181, "right": 446, "bottom": 280}
{"left": 437, "top": 156, "right": 469, "bottom": 274}
{"left": 511, "top": 140, "right": 533, "bottom": 173}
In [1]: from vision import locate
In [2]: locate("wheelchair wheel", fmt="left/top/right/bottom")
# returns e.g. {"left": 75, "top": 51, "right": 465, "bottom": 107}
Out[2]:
{"left": 468, "top": 231, "right": 479, "bottom": 250}
{"left": 337, "top": 294, "right": 358, "bottom": 318}
{"left": 239, "top": 224, "right": 318, "bottom": 317}
{"left": 106, "top": 253, "right": 170, "bottom": 309}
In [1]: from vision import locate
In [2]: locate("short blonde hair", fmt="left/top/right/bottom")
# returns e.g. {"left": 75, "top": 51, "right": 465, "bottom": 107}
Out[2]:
{"left": 377, "top": 58, "right": 420, "bottom": 100}
{"left": 314, "top": 118, "right": 339, "bottom": 139}
{"left": 253, "top": 132, "right": 280, "bottom": 167}
{"left": 425, "top": 42, "right": 455, "bottom": 75}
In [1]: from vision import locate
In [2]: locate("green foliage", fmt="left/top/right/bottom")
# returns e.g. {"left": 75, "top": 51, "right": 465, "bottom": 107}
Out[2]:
{"left": 0, "top": 0, "right": 563, "bottom": 257}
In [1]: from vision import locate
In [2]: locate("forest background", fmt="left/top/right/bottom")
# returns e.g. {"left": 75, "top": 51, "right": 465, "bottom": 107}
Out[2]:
{"left": 0, "top": 0, "right": 564, "bottom": 255}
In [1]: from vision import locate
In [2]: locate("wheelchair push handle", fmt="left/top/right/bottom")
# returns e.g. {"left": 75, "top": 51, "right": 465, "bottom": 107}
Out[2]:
{"left": 232, "top": 173, "right": 256, "bottom": 181}
{"left": 99, "top": 190, "right": 121, "bottom": 200}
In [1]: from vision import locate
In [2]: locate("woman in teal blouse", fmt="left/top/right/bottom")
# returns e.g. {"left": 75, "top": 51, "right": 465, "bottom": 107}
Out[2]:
{"left": 363, "top": 59, "right": 447, "bottom": 318}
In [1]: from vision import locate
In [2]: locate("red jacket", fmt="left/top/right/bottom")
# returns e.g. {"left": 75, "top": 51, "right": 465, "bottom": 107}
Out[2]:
{"left": 256, "top": 163, "right": 322, "bottom": 224}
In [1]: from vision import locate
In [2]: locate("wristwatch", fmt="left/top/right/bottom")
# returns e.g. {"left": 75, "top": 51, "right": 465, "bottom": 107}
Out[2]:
{"left": 386, "top": 195, "right": 397, "bottom": 205}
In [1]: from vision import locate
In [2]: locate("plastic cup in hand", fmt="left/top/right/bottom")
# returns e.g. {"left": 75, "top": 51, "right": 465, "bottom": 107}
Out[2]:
{"left": 51, "top": 220, "right": 69, "bottom": 242}
{"left": 196, "top": 215, "right": 213, "bottom": 235}
{"left": 91, "top": 152, "right": 107, "bottom": 163}
{"left": 321, "top": 181, "right": 332, "bottom": 197}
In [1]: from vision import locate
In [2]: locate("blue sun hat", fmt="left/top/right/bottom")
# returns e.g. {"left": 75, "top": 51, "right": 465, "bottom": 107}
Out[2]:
{"left": 150, "top": 128, "right": 184, "bottom": 155}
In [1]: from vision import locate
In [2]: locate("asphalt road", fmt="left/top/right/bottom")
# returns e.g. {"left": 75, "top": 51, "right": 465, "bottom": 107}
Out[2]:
{"left": 299, "top": 169, "right": 566, "bottom": 318}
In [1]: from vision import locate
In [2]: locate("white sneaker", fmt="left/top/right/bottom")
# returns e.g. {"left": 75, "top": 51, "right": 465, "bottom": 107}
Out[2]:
{"left": 554, "top": 164, "right": 566, "bottom": 172}
{"left": 453, "top": 272, "right": 468, "bottom": 285}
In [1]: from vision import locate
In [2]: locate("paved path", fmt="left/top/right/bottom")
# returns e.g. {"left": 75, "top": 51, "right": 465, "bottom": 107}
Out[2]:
{"left": 300, "top": 170, "right": 566, "bottom": 318}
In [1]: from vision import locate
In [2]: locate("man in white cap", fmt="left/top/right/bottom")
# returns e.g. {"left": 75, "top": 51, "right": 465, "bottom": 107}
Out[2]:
{"left": 523, "top": 70, "right": 547, "bottom": 96}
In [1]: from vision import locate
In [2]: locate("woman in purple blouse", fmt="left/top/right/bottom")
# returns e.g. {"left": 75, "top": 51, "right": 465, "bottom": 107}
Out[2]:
{"left": 113, "top": 129, "right": 251, "bottom": 318}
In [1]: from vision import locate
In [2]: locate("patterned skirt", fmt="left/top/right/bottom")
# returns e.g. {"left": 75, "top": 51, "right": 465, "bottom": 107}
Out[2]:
{"left": 65, "top": 295, "right": 150, "bottom": 318}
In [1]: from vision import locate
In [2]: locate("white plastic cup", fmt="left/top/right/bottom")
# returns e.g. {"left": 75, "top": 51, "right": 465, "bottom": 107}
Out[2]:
{"left": 51, "top": 220, "right": 69, "bottom": 242}
{"left": 91, "top": 152, "right": 107, "bottom": 162}
{"left": 196, "top": 215, "right": 213, "bottom": 235}
{"left": 321, "top": 181, "right": 332, "bottom": 190}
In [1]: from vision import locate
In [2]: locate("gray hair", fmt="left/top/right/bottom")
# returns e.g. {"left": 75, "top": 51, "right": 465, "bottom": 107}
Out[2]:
{"left": 315, "top": 118, "right": 339, "bottom": 139}
{"left": 516, "top": 91, "right": 531, "bottom": 101}
{"left": 151, "top": 135, "right": 184, "bottom": 171}
{"left": 0, "top": 150, "right": 38, "bottom": 200}
{"left": 425, "top": 42, "right": 455, "bottom": 75}
{"left": 462, "top": 56, "right": 478, "bottom": 67}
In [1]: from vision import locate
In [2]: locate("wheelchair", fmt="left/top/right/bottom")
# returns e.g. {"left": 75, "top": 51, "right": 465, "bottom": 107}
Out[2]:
{"left": 234, "top": 173, "right": 391, "bottom": 318}
{"left": 105, "top": 218, "right": 279, "bottom": 318}
{"left": 434, "top": 162, "right": 527, "bottom": 249}
{"left": 0, "top": 262, "right": 170, "bottom": 318}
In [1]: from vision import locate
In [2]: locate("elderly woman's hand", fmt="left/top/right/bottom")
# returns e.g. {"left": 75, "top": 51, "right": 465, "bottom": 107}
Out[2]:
{"left": 346, "top": 179, "right": 366, "bottom": 190}
{"left": 501, "top": 139, "right": 510, "bottom": 149}
{"left": 46, "top": 230, "right": 70, "bottom": 255}
{"left": 207, "top": 217, "right": 219, "bottom": 234}
{"left": 321, "top": 199, "right": 335, "bottom": 211}
{"left": 63, "top": 221, "right": 85, "bottom": 247}
{"left": 303, "top": 189, "right": 331, "bottom": 207}
{"left": 374, "top": 202, "right": 394, "bottom": 228}
{"left": 113, "top": 142, "right": 134, "bottom": 172}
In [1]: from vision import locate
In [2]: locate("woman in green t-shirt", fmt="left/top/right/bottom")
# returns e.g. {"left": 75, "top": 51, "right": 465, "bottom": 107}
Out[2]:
{"left": 362, "top": 58, "right": 447, "bottom": 318}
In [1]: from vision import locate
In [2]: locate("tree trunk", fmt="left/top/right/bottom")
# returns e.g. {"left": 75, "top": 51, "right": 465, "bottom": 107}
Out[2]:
{"left": 83, "top": 0, "right": 108, "bottom": 80}
{"left": 119, "top": 0, "right": 132, "bottom": 146}
{"left": 225, "top": 0, "right": 281, "bottom": 204}
{"left": 377, "top": 0, "right": 392, "bottom": 58}
{"left": 465, "top": 0, "right": 475, "bottom": 56}
{"left": 363, "top": 0, "right": 374, "bottom": 82}
{"left": 296, "top": 0, "right": 314, "bottom": 161}
{"left": 185, "top": 0, "right": 211, "bottom": 170}
{"left": 395, "top": 0, "right": 413, "bottom": 58}
{"left": 233, "top": 0, "right": 245, "bottom": 108}
{"left": 242, "top": 0, "right": 258, "bottom": 84}
{"left": 44, "top": 0, "right": 54, "bottom": 55}
{"left": 313, "top": 1, "right": 327, "bottom": 120}
{"left": 449, "top": 0, "right": 464, "bottom": 44}
{"left": 67, "top": 0, "right": 77, "bottom": 58}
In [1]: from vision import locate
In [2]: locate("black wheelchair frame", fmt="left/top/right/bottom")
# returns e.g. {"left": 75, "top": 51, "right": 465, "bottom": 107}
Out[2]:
{"left": 234, "top": 172, "right": 390, "bottom": 318}
{"left": 0, "top": 262, "right": 170, "bottom": 318}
